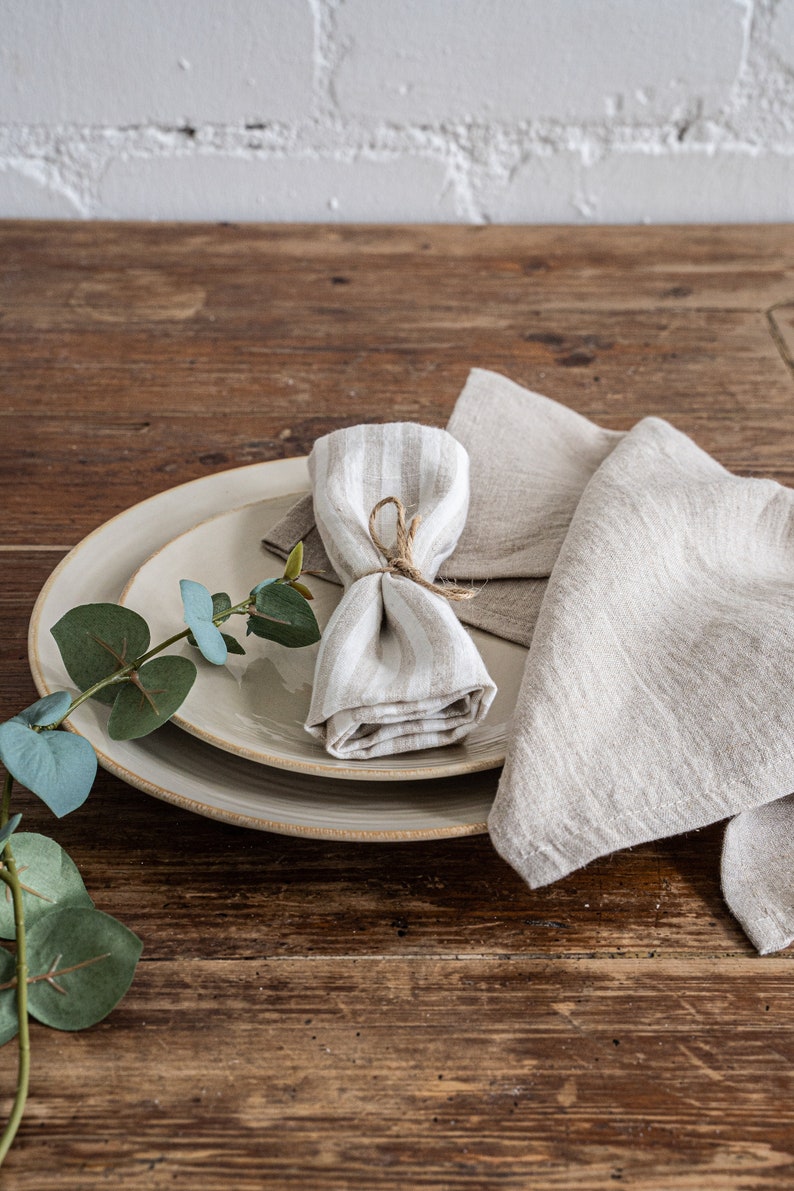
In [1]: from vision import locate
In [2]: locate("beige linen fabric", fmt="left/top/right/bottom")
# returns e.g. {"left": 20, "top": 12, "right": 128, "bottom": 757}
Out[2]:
{"left": 304, "top": 421, "right": 496, "bottom": 759}
{"left": 265, "top": 371, "right": 622, "bottom": 646}
{"left": 266, "top": 369, "right": 794, "bottom": 953}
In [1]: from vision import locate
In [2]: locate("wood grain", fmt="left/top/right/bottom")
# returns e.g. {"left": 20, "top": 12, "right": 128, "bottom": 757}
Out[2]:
{"left": 0, "top": 223, "right": 792, "bottom": 1189}
{"left": 2, "top": 958, "right": 793, "bottom": 1189}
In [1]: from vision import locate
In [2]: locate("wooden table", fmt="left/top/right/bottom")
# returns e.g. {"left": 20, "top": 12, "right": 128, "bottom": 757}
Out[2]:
{"left": 1, "top": 222, "right": 793, "bottom": 1189}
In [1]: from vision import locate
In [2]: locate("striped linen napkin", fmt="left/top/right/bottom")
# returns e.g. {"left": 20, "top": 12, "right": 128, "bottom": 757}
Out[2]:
{"left": 303, "top": 420, "right": 496, "bottom": 760}
{"left": 266, "top": 370, "right": 794, "bottom": 954}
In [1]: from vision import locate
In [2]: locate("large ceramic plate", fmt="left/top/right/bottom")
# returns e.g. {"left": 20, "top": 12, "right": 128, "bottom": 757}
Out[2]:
{"left": 28, "top": 459, "right": 501, "bottom": 840}
{"left": 118, "top": 495, "right": 526, "bottom": 780}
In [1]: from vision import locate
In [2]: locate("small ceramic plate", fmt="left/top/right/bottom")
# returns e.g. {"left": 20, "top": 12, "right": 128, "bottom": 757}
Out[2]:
{"left": 27, "top": 457, "right": 504, "bottom": 839}
{"left": 119, "top": 495, "right": 527, "bottom": 781}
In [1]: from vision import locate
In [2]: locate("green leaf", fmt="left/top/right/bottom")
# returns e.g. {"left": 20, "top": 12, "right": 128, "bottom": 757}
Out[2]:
{"left": 250, "top": 578, "right": 277, "bottom": 597}
{"left": 12, "top": 691, "right": 72, "bottom": 729}
{"left": 0, "top": 833, "right": 94, "bottom": 941}
{"left": 0, "top": 719, "right": 97, "bottom": 818}
{"left": 26, "top": 906, "right": 142, "bottom": 1032}
{"left": 211, "top": 593, "right": 232, "bottom": 624}
{"left": 246, "top": 582, "right": 321, "bottom": 648}
{"left": 0, "top": 813, "right": 22, "bottom": 852}
{"left": 288, "top": 580, "right": 314, "bottom": 601}
{"left": 221, "top": 633, "right": 245, "bottom": 656}
{"left": 180, "top": 580, "right": 227, "bottom": 666}
{"left": 283, "top": 541, "right": 303, "bottom": 582}
{"left": 51, "top": 604, "right": 150, "bottom": 705}
{"left": 107, "top": 656, "right": 196, "bottom": 740}
{"left": 0, "top": 947, "right": 19, "bottom": 1046}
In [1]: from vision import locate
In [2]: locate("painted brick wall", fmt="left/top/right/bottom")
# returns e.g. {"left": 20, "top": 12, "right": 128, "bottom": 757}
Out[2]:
{"left": 0, "top": 0, "right": 792, "bottom": 222}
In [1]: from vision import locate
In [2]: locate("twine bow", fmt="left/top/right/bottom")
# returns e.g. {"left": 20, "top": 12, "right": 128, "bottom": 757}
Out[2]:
{"left": 366, "top": 496, "right": 475, "bottom": 601}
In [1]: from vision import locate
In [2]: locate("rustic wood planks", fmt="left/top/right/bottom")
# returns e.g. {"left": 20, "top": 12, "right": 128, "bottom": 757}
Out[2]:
{"left": 0, "top": 222, "right": 792, "bottom": 1189}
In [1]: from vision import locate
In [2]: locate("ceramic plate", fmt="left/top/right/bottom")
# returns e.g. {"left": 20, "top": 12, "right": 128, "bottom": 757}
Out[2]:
{"left": 27, "top": 458, "right": 503, "bottom": 840}
{"left": 118, "top": 495, "right": 526, "bottom": 781}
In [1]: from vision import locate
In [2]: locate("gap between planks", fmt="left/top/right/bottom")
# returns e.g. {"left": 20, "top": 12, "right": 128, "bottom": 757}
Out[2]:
{"left": 133, "top": 952, "right": 789, "bottom": 965}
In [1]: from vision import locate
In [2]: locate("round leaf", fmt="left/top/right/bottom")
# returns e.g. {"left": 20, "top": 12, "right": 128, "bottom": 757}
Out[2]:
{"left": 12, "top": 691, "right": 72, "bottom": 729}
{"left": 247, "top": 582, "right": 321, "bottom": 648}
{"left": 107, "top": 656, "right": 196, "bottom": 740}
{"left": 180, "top": 580, "right": 227, "bottom": 665}
{"left": 250, "top": 578, "right": 277, "bottom": 597}
{"left": 211, "top": 593, "right": 233, "bottom": 624}
{"left": 0, "top": 833, "right": 93, "bottom": 940}
{"left": 0, "top": 721, "right": 97, "bottom": 818}
{"left": 26, "top": 906, "right": 142, "bottom": 1032}
{"left": 221, "top": 632, "right": 246, "bottom": 656}
{"left": 51, "top": 604, "right": 150, "bottom": 705}
{"left": 0, "top": 946, "right": 19, "bottom": 1046}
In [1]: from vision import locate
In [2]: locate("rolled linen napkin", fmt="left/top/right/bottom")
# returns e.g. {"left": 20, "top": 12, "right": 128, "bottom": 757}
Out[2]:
{"left": 267, "top": 369, "right": 794, "bottom": 954}
{"left": 303, "top": 421, "right": 496, "bottom": 760}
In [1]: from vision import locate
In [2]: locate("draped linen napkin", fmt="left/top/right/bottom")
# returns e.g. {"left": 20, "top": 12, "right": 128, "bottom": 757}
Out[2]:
{"left": 266, "top": 369, "right": 794, "bottom": 954}
{"left": 302, "top": 420, "right": 496, "bottom": 759}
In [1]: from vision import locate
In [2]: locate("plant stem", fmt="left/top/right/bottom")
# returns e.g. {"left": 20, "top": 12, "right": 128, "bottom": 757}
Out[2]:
{"left": 0, "top": 776, "right": 31, "bottom": 1165}
{"left": 49, "top": 671, "right": 130, "bottom": 726}
{"left": 134, "top": 627, "right": 191, "bottom": 666}
{"left": 49, "top": 599, "right": 253, "bottom": 729}
{"left": 132, "top": 598, "right": 251, "bottom": 666}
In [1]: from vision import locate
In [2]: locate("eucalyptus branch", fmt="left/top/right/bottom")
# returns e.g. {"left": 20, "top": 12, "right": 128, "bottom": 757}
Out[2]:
{"left": 0, "top": 806, "right": 31, "bottom": 1166}
{"left": 0, "top": 542, "right": 319, "bottom": 1164}
{"left": 48, "top": 597, "right": 254, "bottom": 731}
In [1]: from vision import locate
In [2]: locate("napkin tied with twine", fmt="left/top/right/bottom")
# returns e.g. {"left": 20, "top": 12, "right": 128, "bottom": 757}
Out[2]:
{"left": 302, "top": 420, "right": 496, "bottom": 760}
{"left": 265, "top": 369, "right": 794, "bottom": 954}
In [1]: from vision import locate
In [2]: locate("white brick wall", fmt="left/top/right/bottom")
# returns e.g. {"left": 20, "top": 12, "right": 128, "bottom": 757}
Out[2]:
{"left": 0, "top": 0, "right": 792, "bottom": 223}
{"left": 334, "top": 0, "right": 745, "bottom": 124}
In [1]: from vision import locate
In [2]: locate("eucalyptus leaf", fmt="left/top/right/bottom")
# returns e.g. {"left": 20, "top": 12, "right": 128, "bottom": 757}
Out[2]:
{"left": 25, "top": 907, "right": 142, "bottom": 1032}
{"left": 107, "top": 656, "right": 196, "bottom": 740}
{"left": 0, "top": 947, "right": 19, "bottom": 1046}
{"left": 250, "top": 578, "right": 277, "bottom": 597}
{"left": 211, "top": 593, "right": 233, "bottom": 624}
{"left": 283, "top": 541, "right": 303, "bottom": 582}
{"left": 221, "top": 633, "right": 245, "bottom": 656}
{"left": 0, "top": 833, "right": 93, "bottom": 940}
{"left": 0, "top": 813, "right": 23, "bottom": 852}
{"left": 11, "top": 691, "right": 72, "bottom": 729}
{"left": 180, "top": 580, "right": 227, "bottom": 665}
{"left": 51, "top": 604, "right": 150, "bottom": 705}
{"left": 0, "top": 719, "right": 97, "bottom": 818}
{"left": 247, "top": 582, "right": 321, "bottom": 648}
{"left": 187, "top": 594, "right": 232, "bottom": 648}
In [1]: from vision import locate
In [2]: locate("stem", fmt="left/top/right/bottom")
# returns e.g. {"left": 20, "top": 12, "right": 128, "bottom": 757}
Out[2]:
{"left": 135, "top": 627, "right": 191, "bottom": 666}
{"left": 49, "top": 671, "right": 130, "bottom": 726}
{"left": 49, "top": 599, "right": 253, "bottom": 729}
{"left": 0, "top": 778, "right": 31, "bottom": 1165}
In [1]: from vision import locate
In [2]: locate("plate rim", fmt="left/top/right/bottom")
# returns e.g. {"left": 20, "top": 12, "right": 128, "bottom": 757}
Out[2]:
{"left": 117, "top": 492, "right": 510, "bottom": 782}
{"left": 27, "top": 458, "right": 495, "bottom": 841}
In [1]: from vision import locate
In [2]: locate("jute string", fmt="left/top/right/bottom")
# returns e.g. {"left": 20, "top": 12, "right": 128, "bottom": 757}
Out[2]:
{"left": 366, "top": 496, "right": 475, "bottom": 601}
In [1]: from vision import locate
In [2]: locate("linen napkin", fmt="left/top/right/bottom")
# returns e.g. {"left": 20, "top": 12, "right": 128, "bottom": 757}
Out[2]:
{"left": 266, "top": 369, "right": 794, "bottom": 954}
{"left": 302, "top": 420, "right": 496, "bottom": 759}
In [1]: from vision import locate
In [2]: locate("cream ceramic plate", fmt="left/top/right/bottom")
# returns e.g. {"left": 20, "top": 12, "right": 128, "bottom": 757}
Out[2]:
{"left": 28, "top": 458, "right": 505, "bottom": 840}
{"left": 119, "top": 495, "right": 526, "bottom": 781}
